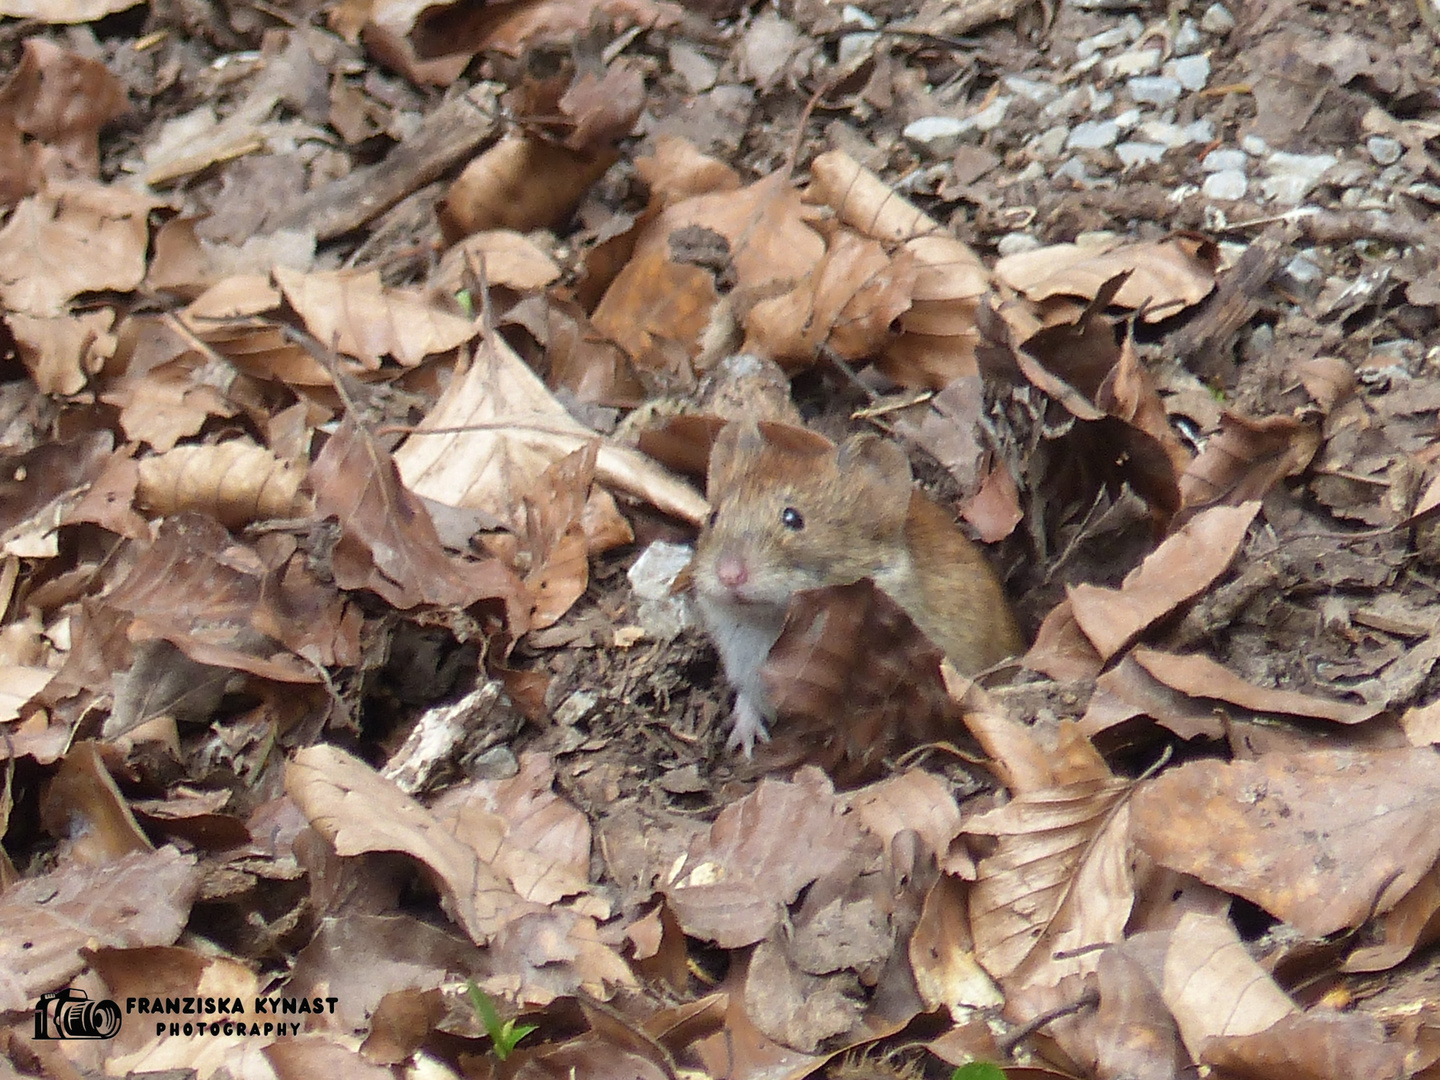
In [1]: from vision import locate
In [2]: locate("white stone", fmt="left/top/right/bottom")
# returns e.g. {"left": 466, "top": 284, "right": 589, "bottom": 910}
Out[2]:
{"left": 1201, "top": 2, "right": 1236, "bottom": 33}
{"left": 1117, "top": 142, "right": 1167, "bottom": 167}
{"left": 1240, "top": 134, "right": 1270, "bottom": 155}
{"left": 1183, "top": 119, "right": 1217, "bottom": 143}
{"left": 1102, "top": 48, "right": 1162, "bottom": 79}
{"left": 838, "top": 32, "right": 880, "bottom": 65}
{"left": 970, "top": 95, "right": 1013, "bottom": 133}
{"left": 1028, "top": 125, "right": 1070, "bottom": 158}
{"left": 840, "top": 4, "right": 877, "bottom": 27}
{"left": 1003, "top": 75, "right": 1059, "bottom": 105}
{"left": 1128, "top": 75, "right": 1183, "bottom": 105}
{"left": 1202, "top": 169, "right": 1248, "bottom": 199}
{"left": 997, "top": 232, "right": 1042, "bottom": 256}
{"left": 628, "top": 541, "right": 695, "bottom": 600}
{"left": 1067, "top": 120, "right": 1120, "bottom": 150}
{"left": 1261, "top": 151, "right": 1337, "bottom": 203}
{"left": 1113, "top": 108, "right": 1142, "bottom": 130}
{"left": 1054, "top": 157, "right": 1092, "bottom": 183}
{"left": 1076, "top": 26, "right": 1132, "bottom": 58}
{"left": 1137, "top": 120, "right": 1187, "bottom": 147}
{"left": 1367, "top": 136, "right": 1402, "bottom": 165}
{"left": 1173, "top": 18, "right": 1203, "bottom": 54}
{"left": 904, "top": 115, "right": 971, "bottom": 157}
{"left": 1166, "top": 54, "right": 1211, "bottom": 92}
{"left": 1201, "top": 148, "right": 1248, "bottom": 172}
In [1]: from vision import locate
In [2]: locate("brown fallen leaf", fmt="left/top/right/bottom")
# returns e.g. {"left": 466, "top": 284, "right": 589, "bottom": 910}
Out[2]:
{"left": 1131, "top": 748, "right": 1440, "bottom": 936}
{"left": 995, "top": 234, "right": 1219, "bottom": 323}
{"left": 431, "top": 230, "right": 561, "bottom": 297}
{"left": 286, "top": 744, "right": 529, "bottom": 945}
{"left": 0, "top": 38, "right": 128, "bottom": 176}
{"left": 1160, "top": 912, "right": 1297, "bottom": 1060}
{"left": 310, "top": 416, "right": 526, "bottom": 614}
{"left": 1131, "top": 647, "right": 1380, "bottom": 725}
{"left": 273, "top": 266, "right": 477, "bottom": 368}
{"left": 1201, "top": 1009, "right": 1408, "bottom": 1080}
{"left": 40, "top": 741, "right": 152, "bottom": 864}
{"left": 137, "top": 440, "right": 312, "bottom": 530}
{"left": 439, "top": 134, "right": 617, "bottom": 241}
{"left": 392, "top": 330, "right": 706, "bottom": 526}
{"left": 0, "top": 845, "right": 199, "bottom": 1012}
{"left": 0, "top": 180, "right": 158, "bottom": 317}
{"left": 1179, "top": 409, "right": 1322, "bottom": 513}
{"left": 1068, "top": 501, "right": 1260, "bottom": 661}
{"left": 662, "top": 769, "right": 877, "bottom": 948}
{"left": 8, "top": 308, "right": 117, "bottom": 395}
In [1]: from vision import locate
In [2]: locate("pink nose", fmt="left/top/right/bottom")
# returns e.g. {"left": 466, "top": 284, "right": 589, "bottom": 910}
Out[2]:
{"left": 716, "top": 554, "right": 748, "bottom": 588}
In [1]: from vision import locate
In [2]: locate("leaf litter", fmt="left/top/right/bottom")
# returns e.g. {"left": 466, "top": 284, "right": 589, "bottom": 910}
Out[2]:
{"left": 3, "top": 0, "right": 1440, "bottom": 1077}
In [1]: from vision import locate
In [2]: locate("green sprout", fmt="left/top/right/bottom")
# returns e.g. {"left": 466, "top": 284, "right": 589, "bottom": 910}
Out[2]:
{"left": 951, "top": 1063, "right": 1008, "bottom": 1080}
{"left": 465, "top": 980, "right": 537, "bottom": 1061}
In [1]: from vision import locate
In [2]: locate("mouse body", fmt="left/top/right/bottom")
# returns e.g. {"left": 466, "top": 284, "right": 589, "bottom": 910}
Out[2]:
{"left": 691, "top": 420, "right": 1025, "bottom": 755}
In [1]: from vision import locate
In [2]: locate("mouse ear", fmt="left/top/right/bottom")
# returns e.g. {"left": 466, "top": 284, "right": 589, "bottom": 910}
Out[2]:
{"left": 837, "top": 434, "right": 913, "bottom": 520}
{"left": 837, "top": 433, "right": 913, "bottom": 485}
{"left": 707, "top": 419, "right": 766, "bottom": 496}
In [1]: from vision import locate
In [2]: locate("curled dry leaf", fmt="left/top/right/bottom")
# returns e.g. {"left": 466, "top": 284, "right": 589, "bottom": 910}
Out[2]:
{"left": 439, "top": 134, "right": 617, "bottom": 241}
{"left": 102, "top": 514, "right": 326, "bottom": 683}
{"left": 286, "top": 744, "right": 528, "bottom": 945}
{"left": 1131, "top": 646, "right": 1381, "bottom": 725}
{"left": 1179, "top": 409, "right": 1322, "bottom": 513}
{"left": 995, "top": 234, "right": 1219, "bottom": 322}
{"left": 662, "top": 770, "right": 877, "bottom": 948}
{"left": 1132, "top": 748, "right": 1440, "bottom": 937}
{"left": 1068, "top": 501, "right": 1261, "bottom": 661}
{"left": 431, "top": 229, "right": 561, "bottom": 297}
{"left": 273, "top": 266, "right": 476, "bottom": 368}
{"left": 40, "top": 741, "right": 152, "bottom": 864}
{"left": 1202, "top": 1010, "right": 1408, "bottom": 1080}
{"left": 1160, "top": 912, "right": 1297, "bottom": 1061}
{"left": 393, "top": 330, "right": 706, "bottom": 526}
{"left": 137, "top": 440, "right": 312, "bottom": 530}
{"left": 809, "top": 149, "right": 991, "bottom": 387}
{"left": 759, "top": 581, "right": 964, "bottom": 785}
{"left": 965, "top": 768, "right": 1134, "bottom": 982}
{"left": 7, "top": 309, "right": 117, "bottom": 395}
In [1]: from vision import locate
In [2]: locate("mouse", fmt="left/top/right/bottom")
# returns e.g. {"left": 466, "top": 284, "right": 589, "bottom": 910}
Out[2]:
{"left": 690, "top": 419, "right": 1025, "bottom": 755}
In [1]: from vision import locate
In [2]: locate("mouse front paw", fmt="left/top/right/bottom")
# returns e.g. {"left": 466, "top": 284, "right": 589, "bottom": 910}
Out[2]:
{"left": 725, "top": 696, "right": 772, "bottom": 758}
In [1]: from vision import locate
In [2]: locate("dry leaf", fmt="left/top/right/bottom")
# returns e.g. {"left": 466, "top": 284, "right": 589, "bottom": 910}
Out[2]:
{"left": 1132, "top": 748, "right": 1440, "bottom": 936}
{"left": 1179, "top": 410, "right": 1322, "bottom": 512}
{"left": 137, "top": 440, "right": 311, "bottom": 529}
{"left": 310, "top": 416, "right": 526, "bottom": 614}
{"left": 439, "top": 134, "right": 617, "bottom": 241}
{"left": 392, "top": 331, "right": 706, "bottom": 526}
{"left": 286, "top": 744, "right": 528, "bottom": 945}
{"left": 0, "top": 39, "right": 128, "bottom": 175}
{"left": 1068, "top": 502, "right": 1260, "bottom": 661}
{"left": 273, "top": 266, "right": 476, "bottom": 368}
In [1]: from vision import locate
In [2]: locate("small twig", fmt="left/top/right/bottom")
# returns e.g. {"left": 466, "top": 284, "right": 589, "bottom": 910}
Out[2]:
{"left": 996, "top": 986, "right": 1100, "bottom": 1056}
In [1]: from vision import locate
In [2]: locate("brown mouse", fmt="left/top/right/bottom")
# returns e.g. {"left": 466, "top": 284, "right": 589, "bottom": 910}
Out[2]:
{"left": 691, "top": 419, "right": 1025, "bottom": 755}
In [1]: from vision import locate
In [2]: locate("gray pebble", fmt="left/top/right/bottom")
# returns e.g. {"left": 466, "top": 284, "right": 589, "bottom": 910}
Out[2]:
{"left": 1128, "top": 75, "right": 1183, "bottom": 106}
{"left": 1117, "top": 142, "right": 1168, "bottom": 167}
{"left": 1028, "top": 125, "right": 1071, "bottom": 158}
{"left": 1367, "top": 135, "right": 1403, "bottom": 166}
{"left": 1200, "top": 2, "right": 1235, "bottom": 33}
{"left": 1202, "top": 169, "right": 1248, "bottom": 199}
{"left": 1067, "top": 120, "right": 1121, "bottom": 150}
{"left": 1076, "top": 26, "right": 1132, "bottom": 59}
{"left": 1102, "top": 48, "right": 1162, "bottom": 78}
{"left": 1183, "top": 119, "right": 1217, "bottom": 143}
{"left": 1165, "top": 54, "right": 1210, "bottom": 92}
{"left": 1003, "top": 74, "right": 1060, "bottom": 105}
{"left": 903, "top": 116, "right": 970, "bottom": 157}
{"left": 1241, "top": 134, "right": 1270, "bottom": 155}
{"left": 1173, "top": 18, "right": 1203, "bottom": 54}
{"left": 997, "top": 233, "right": 1043, "bottom": 256}
{"left": 1274, "top": 254, "right": 1325, "bottom": 301}
{"left": 1261, "top": 151, "right": 1337, "bottom": 203}
{"left": 1054, "top": 157, "right": 1093, "bottom": 184}
{"left": 1201, "top": 148, "right": 1248, "bottom": 172}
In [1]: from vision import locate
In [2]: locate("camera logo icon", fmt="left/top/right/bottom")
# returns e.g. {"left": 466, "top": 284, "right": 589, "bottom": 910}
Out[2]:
{"left": 33, "top": 988, "right": 122, "bottom": 1040}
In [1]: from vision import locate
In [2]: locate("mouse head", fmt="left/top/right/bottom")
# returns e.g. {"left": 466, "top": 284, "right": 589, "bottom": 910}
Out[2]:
{"left": 694, "top": 420, "right": 914, "bottom": 606}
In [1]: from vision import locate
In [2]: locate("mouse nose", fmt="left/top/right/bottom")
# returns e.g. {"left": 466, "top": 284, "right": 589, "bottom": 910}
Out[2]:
{"left": 716, "top": 554, "right": 748, "bottom": 589}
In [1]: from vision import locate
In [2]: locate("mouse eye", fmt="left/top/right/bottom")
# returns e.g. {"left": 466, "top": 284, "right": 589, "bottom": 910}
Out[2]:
{"left": 780, "top": 507, "right": 804, "bottom": 530}
{"left": 706, "top": 510, "right": 718, "bottom": 528}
